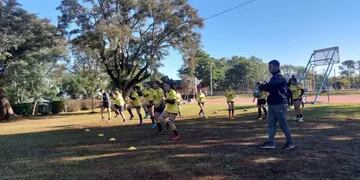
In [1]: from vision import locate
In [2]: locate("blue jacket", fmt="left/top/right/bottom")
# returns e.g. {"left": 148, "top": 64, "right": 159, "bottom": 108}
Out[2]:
{"left": 259, "top": 70, "right": 288, "bottom": 105}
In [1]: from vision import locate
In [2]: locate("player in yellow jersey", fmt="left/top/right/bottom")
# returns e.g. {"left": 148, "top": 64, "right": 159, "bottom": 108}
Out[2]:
{"left": 197, "top": 89, "right": 207, "bottom": 119}
{"left": 157, "top": 81, "right": 181, "bottom": 140}
{"left": 112, "top": 89, "right": 127, "bottom": 124}
{"left": 129, "top": 86, "right": 143, "bottom": 125}
{"left": 253, "top": 82, "right": 268, "bottom": 120}
{"left": 289, "top": 77, "right": 305, "bottom": 122}
{"left": 224, "top": 88, "right": 236, "bottom": 119}
{"left": 176, "top": 90, "right": 183, "bottom": 117}
{"left": 152, "top": 81, "right": 166, "bottom": 131}
{"left": 143, "top": 83, "right": 156, "bottom": 127}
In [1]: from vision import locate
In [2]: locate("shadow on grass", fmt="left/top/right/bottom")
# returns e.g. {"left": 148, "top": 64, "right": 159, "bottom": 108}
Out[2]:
{"left": 1, "top": 106, "right": 360, "bottom": 179}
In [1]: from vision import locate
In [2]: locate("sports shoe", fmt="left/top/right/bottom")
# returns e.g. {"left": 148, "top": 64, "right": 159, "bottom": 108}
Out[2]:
{"left": 129, "top": 116, "right": 134, "bottom": 120}
{"left": 282, "top": 142, "right": 295, "bottom": 150}
{"left": 257, "top": 117, "right": 263, "bottom": 120}
{"left": 171, "top": 135, "right": 181, "bottom": 141}
{"left": 260, "top": 141, "right": 276, "bottom": 149}
{"left": 298, "top": 117, "right": 304, "bottom": 122}
{"left": 230, "top": 116, "right": 235, "bottom": 120}
{"left": 151, "top": 124, "right": 157, "bottom": 129}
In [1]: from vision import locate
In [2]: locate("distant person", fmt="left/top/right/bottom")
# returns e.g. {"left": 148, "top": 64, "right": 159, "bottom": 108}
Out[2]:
{"left": 157, "top": 82, "right": 181, "bottom": 140}
{"left": 112, "top": 89, "right": 127, "bottom": 124}
{"left": 176, "top": 90, "right": 183, "bottom": 117}
{"left": 100, "top": 89, "right": 111, "bottom": 121}
{"left": 253, "top": 82, "right": 268, "bottom": 120}
{"left": 197, "top": 89, "right": 207, "bottom": 119}
{"left": 224, "top": 88, "right": 236, "bottom": 119}
{"left": 129, "top": 86, "right": 143, "bottom": 125}
{"left": 289, "top": 77, "right": 305, "bottom": 122}
{"left": 259, "top": 60, "right": 295, "bottom": 150}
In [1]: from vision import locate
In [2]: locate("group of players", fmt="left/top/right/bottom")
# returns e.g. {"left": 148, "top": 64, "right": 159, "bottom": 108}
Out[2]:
{"left": 99, "top": 81, "right": 208, "bottom": 141}
{"left": 252, "top": 75, "right": 305, "bottom": 122}
{"left": 98, "top": 75, "right": 304, "bottom": 141}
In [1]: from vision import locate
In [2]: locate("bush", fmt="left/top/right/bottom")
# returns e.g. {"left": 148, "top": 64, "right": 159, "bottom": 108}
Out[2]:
{"left": 51, "top": 101, "right": 65, "bottom": 114}
{"left": 13, "top": 103, "right": 33, "bottom": 116}
{"left": 80, "top": 102, "right": 90, "bottom": 111}
{"left": 65, "top": 99, "right": 101, "bottom": 112}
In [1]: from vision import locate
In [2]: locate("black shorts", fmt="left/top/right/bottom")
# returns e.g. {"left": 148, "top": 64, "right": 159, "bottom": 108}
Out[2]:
{"left": 102, "top": 102, "right": 110, "bottom": 108}
{"left": 198, "top": 102, "right": 205, "bottom": 106}
{"left": 154, "top": 105, "right": 165, "bottom": 113}
{"left": 257, "top": 99, "right": 266, "bottom": 106}
{"left": 147, "top": 101, "right": 154, "bottom": 108}
{"left": 114, "top": 105, "right": 125, "bottom": 111}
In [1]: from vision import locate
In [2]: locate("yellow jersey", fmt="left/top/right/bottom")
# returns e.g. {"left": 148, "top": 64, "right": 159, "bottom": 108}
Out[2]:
{"left": 143, "top": 88, "right": 155, "bottom": 102}
{"left": 258, "top": 91, "right": 268, "bottom": 100}
{"left": 225, "top": 90, "right": 236, "bottom": 101}
{"left": 290, "top": 84, "right": 303, "bottom": 99}
{"left": 176, "top": 93, "right": 182, "bottom": 105}
{"left": 113, "top": 91, "right": 125, "bottom": 106}
{"left": 153, "top": 88, "right": 165, "bottom": 106}
{"left": 197, "top": 93, "right": 205, "bottom": 103}
{"left": 165, "top": 89, "right": 178, "bottom": 114}
{"left": 130, "top": 91, "right": 142, "bottom": 107}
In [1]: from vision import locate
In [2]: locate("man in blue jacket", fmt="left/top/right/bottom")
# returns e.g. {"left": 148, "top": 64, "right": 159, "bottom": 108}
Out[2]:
{"left": 259, "top": 60, "right": 295, "bottom": 150}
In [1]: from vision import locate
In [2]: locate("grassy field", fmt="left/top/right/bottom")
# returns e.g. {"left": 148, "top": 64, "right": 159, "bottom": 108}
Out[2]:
{"left": 0, "top": 101, "right": 360, "bottom": 179}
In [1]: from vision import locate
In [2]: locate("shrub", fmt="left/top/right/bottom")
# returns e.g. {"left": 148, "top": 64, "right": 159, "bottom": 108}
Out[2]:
{"left": 51, "top": 101, "right": 65, "bottom": 114}
{"left": 13, "top": 103, "right": 33, "bottom": 116}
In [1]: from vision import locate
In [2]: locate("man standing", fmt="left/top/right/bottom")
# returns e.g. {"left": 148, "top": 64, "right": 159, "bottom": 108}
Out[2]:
{"left": 259, "top": 60, "right": 295, "bottom": 150}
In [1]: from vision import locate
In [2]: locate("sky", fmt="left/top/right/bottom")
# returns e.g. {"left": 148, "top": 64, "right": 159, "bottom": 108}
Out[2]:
{"left": 17, "top": 0, "right": 360, "bottom": 79}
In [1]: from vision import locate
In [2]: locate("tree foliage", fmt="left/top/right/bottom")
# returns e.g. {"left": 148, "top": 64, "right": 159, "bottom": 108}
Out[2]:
{"left": 0, "top": 0, "right": 67, "bottom": 113}
{"left": 57, "top": 0, "right": 203, "bottom": 94}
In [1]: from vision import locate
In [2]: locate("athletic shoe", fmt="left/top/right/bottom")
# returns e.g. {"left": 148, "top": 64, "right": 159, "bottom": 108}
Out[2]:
{"left": 171, "top": 135, "right": 181, "bottom": 141}
{"left": 298, "top": 117, "right": 304, "bottom": 122}
{"left": 230, "top": 117, "right": 235, "bottom": 120}
{"left": 129, "top": 116, "right": 134, "bottom": 120}
{"left": 257, "top": 117, "right": 263, "bottom": 120}
{"left": 204, "top": 116, "right": 208, "bottom": 119}
{"left": 260, "top": 141, "right": 276, "bottom": 149}
{"left": 282, "top": 142, "right": 295, "bottom": 150}
{"left": 151, "top": 124, "right": 157, "bottom": 129}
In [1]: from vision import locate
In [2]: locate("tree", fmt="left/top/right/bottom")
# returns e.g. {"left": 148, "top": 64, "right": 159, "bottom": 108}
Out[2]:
{"left": 71, "top": 46, "right": 109, "bottom": 112}
{"left": 281, "top": 65, "right": 305, "bottom": 80}
{"left": 57, "top": 0, "right": 203, "bottom": 95}
{"left": 339, "top": 60, "right": 356, "bottom": 77}
{"left": 1, "top": 0, "right": 67, "bottom": 115}
{"left": 178, "top": 50, "right": 226, "bottom": 90}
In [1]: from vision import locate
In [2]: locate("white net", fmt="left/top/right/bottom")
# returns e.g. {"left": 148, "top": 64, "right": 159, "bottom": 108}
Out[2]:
{"left": 312, "top": 47, "right": 340, "bottom": 66}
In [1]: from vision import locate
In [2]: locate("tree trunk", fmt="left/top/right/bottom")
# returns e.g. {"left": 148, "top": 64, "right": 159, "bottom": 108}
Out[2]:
{"left": 91, "top": 96, "right": 95, "bottom": 113}
{"left": 32, "top": 100, "right": 37, "bottom": 116}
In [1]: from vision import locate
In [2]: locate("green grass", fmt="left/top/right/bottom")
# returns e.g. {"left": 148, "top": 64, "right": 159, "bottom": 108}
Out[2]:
{"left": 0, "top": 103, "right": 359, "bottom": 179}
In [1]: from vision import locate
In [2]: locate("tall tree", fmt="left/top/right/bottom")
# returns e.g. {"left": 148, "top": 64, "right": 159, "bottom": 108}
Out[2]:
{"left": 57, "top": 0, "right": 203, "bottom": 94}
{"left": 0, "top": 0, "right": 66, "bottom": 115}
{"left": 71, "top": 46, "right": 109, "bottom": 112}
{"left": 339, "top": 60, "right": 356, "bottom": 77}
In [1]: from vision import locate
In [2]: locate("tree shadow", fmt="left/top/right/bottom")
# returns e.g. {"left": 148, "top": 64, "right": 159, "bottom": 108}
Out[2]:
{"left": 0, "top": 108, "right": 359, "bottom": 179}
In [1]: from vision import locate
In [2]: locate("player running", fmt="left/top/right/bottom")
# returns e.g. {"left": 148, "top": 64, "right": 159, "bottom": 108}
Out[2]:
{"left": 153, "top": 81, "right": 166, "bottom": 131}
{"left": 157, "top": 81, "right": 181, "bottom": 140}
{"left": 224, "top": 88, "right": 236, "bottom": 119}
{"left": 112, "top": 89, "right": 127, "bottom": 124}
{"left": 197, "top": 89, "right": 207, "bottom": 119}
{"left": 100, "top": 89, "right": 112, "bottom": 121}
{"left": 129, "top": 86, "right": 143, "bottom": 125}
{"left": 143, "top": 83, "right": 156, "bottom": 126}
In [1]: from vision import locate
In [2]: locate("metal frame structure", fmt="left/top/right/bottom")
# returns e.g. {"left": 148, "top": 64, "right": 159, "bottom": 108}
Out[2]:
{"left": 299, "top": 47, "right": 340, "bottom": 104}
